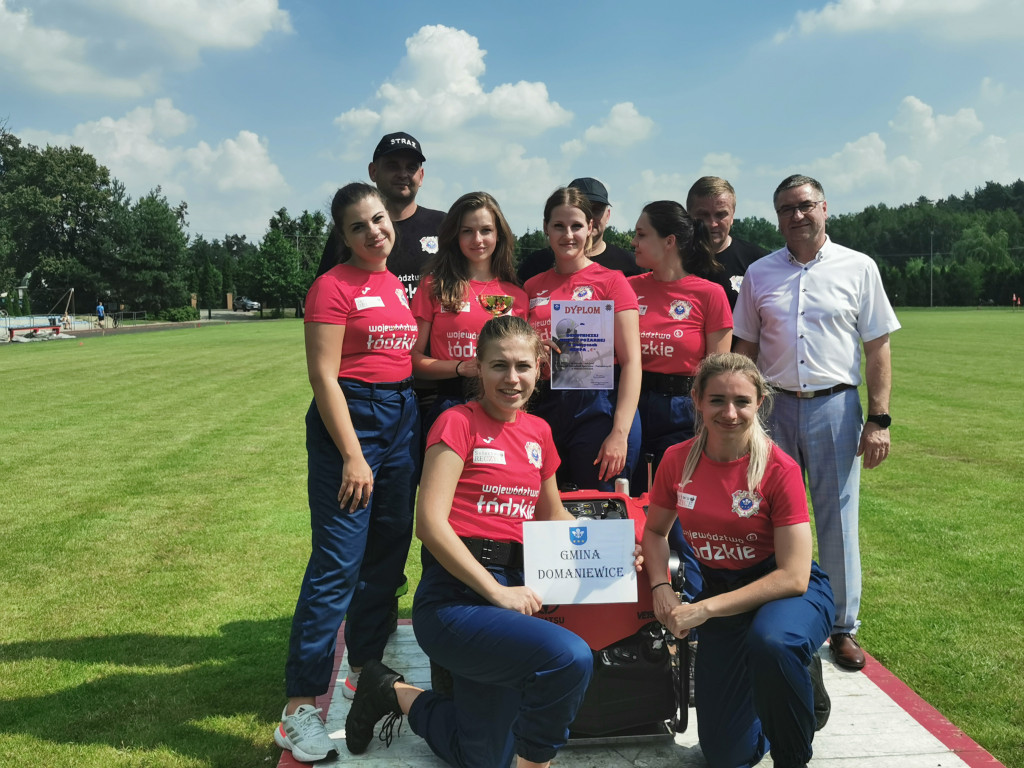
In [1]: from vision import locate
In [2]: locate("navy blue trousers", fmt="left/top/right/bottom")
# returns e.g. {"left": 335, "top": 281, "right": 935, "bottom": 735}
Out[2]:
{"left": 285, "top": 380, "right": 419, "bottom": 697}
{"left": 532, "top": 386, "right": 640, "bottom": 492}
{"left": 409, "top": 553, "right": 593, "bottom": 767}
{"left": 694, "top": 561, "right": 834, "bottom": 768}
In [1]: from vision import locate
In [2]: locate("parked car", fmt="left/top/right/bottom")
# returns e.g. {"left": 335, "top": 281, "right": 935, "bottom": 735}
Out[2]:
{"left": 233, "top": 297, "right": 260, "bottom": 311}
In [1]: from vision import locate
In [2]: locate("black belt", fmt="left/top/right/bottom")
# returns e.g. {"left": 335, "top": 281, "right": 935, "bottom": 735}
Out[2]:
{"left": 642, "top": 371, "right": 695, "bottom": 396}
{"left": 338, "top": 376, "right": 414, "bottom": 392}
{"left": 436, "top": 377, "right": 476, "bottom": 399}
{"left": 460, "top": 537, "right": 523, "bottom": 569}
{"left": 778, "top": 382, "right": 856, "bottom": 399}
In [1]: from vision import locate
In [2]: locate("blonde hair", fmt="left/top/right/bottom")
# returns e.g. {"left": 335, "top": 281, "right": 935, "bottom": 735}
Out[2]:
{"left": 679, "top": 353, "right": 775, "bottom": 493}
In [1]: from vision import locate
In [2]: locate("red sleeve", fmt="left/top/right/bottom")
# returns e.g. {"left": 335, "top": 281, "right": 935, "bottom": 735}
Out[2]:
{"left": 539, "top": 415, "right": 560, "bottom": 481}
{"left": 411, "top": 275, "right": 435, "bottom": 323}
{"left": 650, "top": 442, "right": 690, "bottom": 510}
{"left": 763, "top": 446, "right": 810, "bottom": 527}
{"left": 705, "top": 282, "right": 733, "bottom": 333}
{"left": 607, "top": 270, "right": 639, "bottom": 312}
{"left": 426, "top": 405, "right": 472, "bottom": 459}
{"left": 305, "top": 270, "right": 352, "bottom": 326}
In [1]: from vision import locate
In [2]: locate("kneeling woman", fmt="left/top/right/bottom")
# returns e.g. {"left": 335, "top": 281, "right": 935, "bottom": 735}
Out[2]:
{"left": 346, "top": 316, "right": 596, "bottom": 768}
{"left": 643, "top": 353, "right": 834, "bottom": 768}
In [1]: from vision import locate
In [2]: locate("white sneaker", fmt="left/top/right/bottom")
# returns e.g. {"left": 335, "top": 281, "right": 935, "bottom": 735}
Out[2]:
{"left": 274, "top": 704, "right": 338, "bottom": 763}
{"left": 341, "top": 674, "right": 358, "bottom": 700}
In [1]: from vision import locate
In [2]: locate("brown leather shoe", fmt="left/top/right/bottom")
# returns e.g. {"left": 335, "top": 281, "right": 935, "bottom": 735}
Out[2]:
{"left": 830, "top": 632, "right": 866, "bottom": 670}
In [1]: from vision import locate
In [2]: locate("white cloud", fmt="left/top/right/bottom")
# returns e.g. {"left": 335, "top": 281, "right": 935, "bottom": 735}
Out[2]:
{"left": 583, "top": 103, "right": 654, "bottom": 147}
{"left": 185, "top": 131, "right": 286, "bottom": 193}
{"left": 697, "top": 152, "right": 743, "bottom": 182}
{"left": 19, "top": 100, "right": 288, "bottom": 241}
{"left": 775, "top": 0, "right": 1024, "bottom": 43}
{"left": 334, "top": 24, "right": 571, "bottom": 140}
{"left": 0, "top": 0, "right": 290, "bottom": 97}
{"left": 0, "top": 0, "right": 155, "bottom": 97}
{"left": 98, "top": 0, "right": 292, "bottom": 53}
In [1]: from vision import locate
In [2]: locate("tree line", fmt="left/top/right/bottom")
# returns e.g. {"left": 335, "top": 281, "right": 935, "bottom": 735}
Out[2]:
{"left": 3, "top": 125, "right": 1023, "bottom": 318}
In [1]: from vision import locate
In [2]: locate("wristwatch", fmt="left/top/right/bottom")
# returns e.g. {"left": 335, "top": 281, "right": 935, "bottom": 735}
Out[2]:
{"left": 866, "top": 413, "right": 892, "bottom": 429}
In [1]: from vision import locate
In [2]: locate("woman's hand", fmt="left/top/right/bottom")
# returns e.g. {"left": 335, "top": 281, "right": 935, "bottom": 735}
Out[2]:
{"left": 338, "top": 453, "right": 373, "bottom": 513}
{"left": 632, "top": 544, "right": 644, "bottom": 572}
{"left": 491, "top": 585, "right": 543, "bottom": 615}
{"left": 456, "top": 358, "right": 479, "bottom": 378}
{"left": 594, "top": 431, "right": 628, "bottom": 482}
{"left": 653, "top": 586, "right": 709, "bottom": 639}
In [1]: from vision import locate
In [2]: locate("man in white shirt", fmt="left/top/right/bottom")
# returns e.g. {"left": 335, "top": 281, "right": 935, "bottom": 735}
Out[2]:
{"left": 733, "top": 175, "right": 900, "bottom": 670}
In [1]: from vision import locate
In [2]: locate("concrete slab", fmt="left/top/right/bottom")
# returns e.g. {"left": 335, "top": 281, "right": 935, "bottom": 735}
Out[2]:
{"left": 277, "top": 621, "right": 1003, "bottom": 768}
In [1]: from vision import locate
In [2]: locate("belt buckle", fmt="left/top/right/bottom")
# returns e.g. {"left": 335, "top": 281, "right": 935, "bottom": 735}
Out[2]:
{"left": 795, "top": 390, "right": 816, "bottom": 399}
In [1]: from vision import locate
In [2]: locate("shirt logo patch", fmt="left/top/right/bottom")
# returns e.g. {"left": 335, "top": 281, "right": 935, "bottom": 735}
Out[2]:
{"left": 355, "top": 296, "right": 385, "bottom": 309}
{"left": 396, "top": 288, "right": 409, "bottom": 308}
{"left": 421, "top": 236, "right": 439, "bottom": 254}
{"left": 530, "top": 297, "right": 550, "bottom": 308}
{"left": 569, "top": 526, "right": 588, "bottom": 546}
{"left": 525, "top": 441, "right": 543, "bottom": 469}
{"left": 473, "top": 448, "right": 506, "bottom": 465}
{"left": 571, "top": 285, "right": 595, "bottom": 301}
{"left": 730, "top": 275, "right": 744, "bottom": 293}
{"left": 731, "top": 490, "right": 762, "bottom": 518}
{"left": 669, "top": 300, "right": 693, "bottom": 321}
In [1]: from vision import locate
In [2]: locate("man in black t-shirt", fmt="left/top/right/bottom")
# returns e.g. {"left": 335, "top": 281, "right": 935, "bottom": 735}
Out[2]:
{"left": 315, "top": 132, "right": 445, "bottom": 301}
{"left": 517, "top": 177, "right": 644, "bottom": 283}
{"left": 686, "top": 176, "right": 768, "bottom": 310}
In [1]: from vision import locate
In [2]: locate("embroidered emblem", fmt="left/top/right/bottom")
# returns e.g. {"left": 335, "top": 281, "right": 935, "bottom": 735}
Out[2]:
{"left": 730, "top": 275, "right": 744, "bottom": 293}
{"left": 669, "top": 299, "right": 693, "bottom": 321}
{"left": 571, "top": 285, "right": 595, "bottom": 300}
{"left": 731, "top": 490, "right": 762, "bottom": 518}
{"left": 396, "top": 288, "right": 409, "bottom": 308}
{"left": 525, "top": 441, "right": 542, "bottom": 469}
{"left": 421, "top": 236, "right": 439, "bottom": 254}
{"left": 570, "top": 526, "right": 588, "bottom": 546}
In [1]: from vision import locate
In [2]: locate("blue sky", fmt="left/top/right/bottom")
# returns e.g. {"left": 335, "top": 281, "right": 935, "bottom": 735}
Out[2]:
{"left": 3, "top": 0, "right": 1023, "bottom": 243}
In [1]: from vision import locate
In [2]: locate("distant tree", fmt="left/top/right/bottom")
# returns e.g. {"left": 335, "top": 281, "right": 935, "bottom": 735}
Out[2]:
{"left": 255, "top": 228, "right": 301, "bottom": 314}
{"left": 731, "top": 216, "right": 784, "bottom": 252}
{"left": 603, "top": 225, "right": 635, "bottom": 251}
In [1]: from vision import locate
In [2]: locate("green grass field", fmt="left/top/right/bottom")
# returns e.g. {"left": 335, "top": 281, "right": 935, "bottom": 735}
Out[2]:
{"left": 1, "top": 309, "right": 1021, "bottom": 767}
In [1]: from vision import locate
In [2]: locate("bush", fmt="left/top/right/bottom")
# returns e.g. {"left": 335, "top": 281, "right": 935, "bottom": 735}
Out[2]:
{"left": 157, "top": 306, "right": 200, "bottom": 322}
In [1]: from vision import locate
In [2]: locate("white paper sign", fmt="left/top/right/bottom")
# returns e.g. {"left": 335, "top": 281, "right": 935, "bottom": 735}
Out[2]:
{"left": 549, "top": 300, "right": 615, "bottom": 390}
{"left": 522, "top": 519, "right": 637, "bottom": 605}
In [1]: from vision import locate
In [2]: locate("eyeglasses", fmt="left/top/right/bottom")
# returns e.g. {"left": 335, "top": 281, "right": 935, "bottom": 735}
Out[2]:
{"left": 776, "top": 200, "right": 824, "bottom": 218}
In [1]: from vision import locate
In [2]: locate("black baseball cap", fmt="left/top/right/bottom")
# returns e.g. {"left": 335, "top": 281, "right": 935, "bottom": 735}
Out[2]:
{"left": 372, "top": 132, "right": 426, "bottom": 163}
{"left": 569, "top": 177, "right": 610, "bottom": 205}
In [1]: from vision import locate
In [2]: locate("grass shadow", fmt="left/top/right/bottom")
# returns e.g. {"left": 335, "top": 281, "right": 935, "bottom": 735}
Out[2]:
{"left": 0, "top": 617, "right": 291, "bottom": 766}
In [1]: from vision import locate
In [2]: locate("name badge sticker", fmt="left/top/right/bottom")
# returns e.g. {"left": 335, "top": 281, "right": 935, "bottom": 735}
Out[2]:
{"left": 677, "top": 491, "right": 697, "bottom": 509}
{"left": 355, "top": 296, "right": 385, "bottom": 310}
{"left": 473, "top": 448, "right": 506, "bottom": 465}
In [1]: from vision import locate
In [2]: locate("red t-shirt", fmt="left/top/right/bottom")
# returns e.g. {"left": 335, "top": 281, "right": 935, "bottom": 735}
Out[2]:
{"left": 426, "top": 400, "right": 560, "bottom": 542}
{"left": 411, "top": 275, "right": 528, "bottom": 361}
{"left": 305, "top": 264, "right": 417, "bottom": 382}
{"left": 524, "top": 262, "right": 639, "bottom": 344}
{"left": 628, "top": 273, "right": 732, "bottom": 375}
{"left": 650, "top": 441, "right": 808, "bottom": 570}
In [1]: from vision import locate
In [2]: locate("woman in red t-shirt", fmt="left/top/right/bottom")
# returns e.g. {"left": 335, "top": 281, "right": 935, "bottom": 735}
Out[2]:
{"left": 275, "top": 183, "right": 420, "bottom": 764}
{"left": 628, "top": 201, "right": 732, "bottom": 493}
{"left": 643, "top": 353, "right": 834, "bottom": 768}
{"left": 345, "top": 316, "right": 631, "bottom": 768}
{"left": 411, "top": 192, "right": 527, "bottom": 435}
{"left": 524, "top": 186, "right": 642, "bottom": 492}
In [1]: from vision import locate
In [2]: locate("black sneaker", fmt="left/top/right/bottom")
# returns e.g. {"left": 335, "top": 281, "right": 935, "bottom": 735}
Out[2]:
{"left": 345, "top": 659, "right": 405, "bottom": 754}
{"left": 810, "top": 650, "right": 830, "bottom": 731}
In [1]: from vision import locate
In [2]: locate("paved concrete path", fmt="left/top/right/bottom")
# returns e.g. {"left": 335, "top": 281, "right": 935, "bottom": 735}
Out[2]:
{"left": 277, "top": 622, "right": 1003, "bottom": 768}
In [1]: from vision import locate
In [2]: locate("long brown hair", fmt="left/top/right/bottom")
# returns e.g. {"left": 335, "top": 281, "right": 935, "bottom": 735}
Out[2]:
{"left": 429, "top": 192, "right": 519, "bottom": 312}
